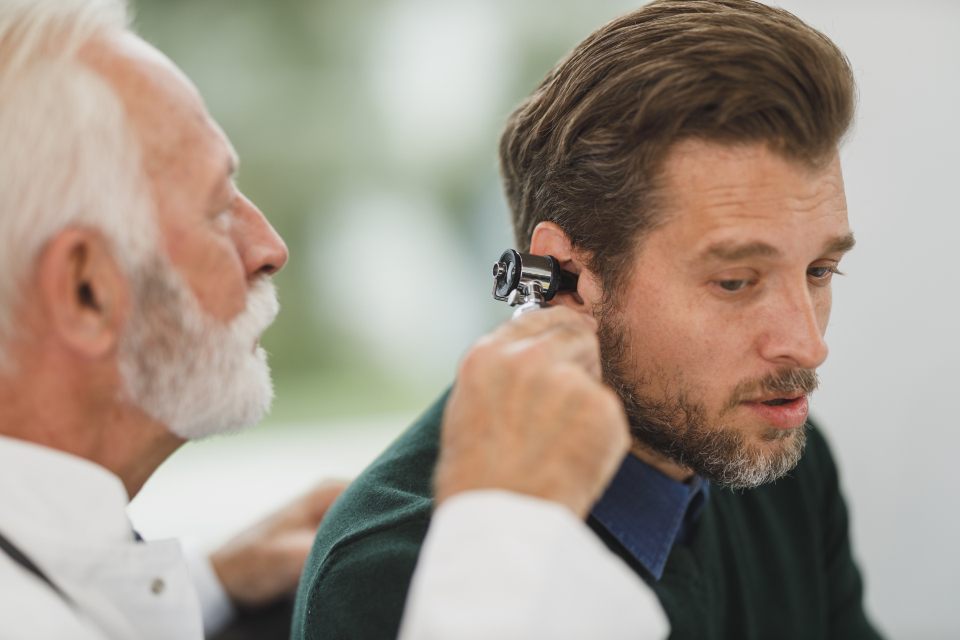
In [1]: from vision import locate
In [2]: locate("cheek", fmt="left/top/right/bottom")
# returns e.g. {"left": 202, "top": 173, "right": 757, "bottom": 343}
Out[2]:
{"left": 165, "top": 229, "right": 247, "bottom": 322}
{"left": 621, "top": 278, "right": 761, "bottom": 410}
{"left": 812, "top": 286, "right": 833, "bottom": 336}
{"left": 625, "top": 281, "right": 733, "bottom": 376}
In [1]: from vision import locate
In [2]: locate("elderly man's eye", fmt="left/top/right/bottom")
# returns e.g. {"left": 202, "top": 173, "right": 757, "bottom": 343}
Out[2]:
{"left": 213, "top": 209, "right": 231, "bottom": 231}
{"left": 718, "top": 279, "right": 750, "bottom": 291}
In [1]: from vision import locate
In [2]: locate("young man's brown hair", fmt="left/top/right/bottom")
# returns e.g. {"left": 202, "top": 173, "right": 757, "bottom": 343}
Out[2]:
{"left": 499, "top": 0, "right": 856, "bottom": 307}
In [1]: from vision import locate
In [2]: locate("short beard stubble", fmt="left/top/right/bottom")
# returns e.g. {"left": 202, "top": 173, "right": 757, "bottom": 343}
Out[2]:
{"left": 597, "top": 310, "right": 819, "bottom": 489}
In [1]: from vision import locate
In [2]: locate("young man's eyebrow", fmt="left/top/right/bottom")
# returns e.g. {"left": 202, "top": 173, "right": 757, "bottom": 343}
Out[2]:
{"left": 703, "top": 241, "right": 781, "bottom": 261}
{"left": 701, "top": 232, "right": 856, "bottom": 263}
{"left": 823, "top": 232, "right": 856, "bottom": 255}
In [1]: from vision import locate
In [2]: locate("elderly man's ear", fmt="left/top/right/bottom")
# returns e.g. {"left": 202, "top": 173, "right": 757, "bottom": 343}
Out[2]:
{"left": 529, "top": 221, "right": 600, "bottom": 315}
{"left": 37, "top": 229, "right": 128, "bottom": 359}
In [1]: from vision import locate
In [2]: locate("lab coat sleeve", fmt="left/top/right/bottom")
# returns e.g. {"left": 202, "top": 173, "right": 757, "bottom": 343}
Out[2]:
{"left": 179, "top": 537, "right": 236, "bottom": 638}
{"left": 396, "top": 490, "right": 670, "bottom": 640}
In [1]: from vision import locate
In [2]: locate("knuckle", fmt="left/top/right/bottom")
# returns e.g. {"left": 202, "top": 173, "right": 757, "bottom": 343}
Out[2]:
{"left": 511, "top": 352, "right": 550, "bottom": 391}
{"left": 551, "top": 324, "right": 582, "bottom": 343}
{"left": 552, "top": 305, "right": 597, "bottom": 329}
{"left": 512, "top": 337, "right": 556, "bottom": 370}
{"left": 545, "top": 305, "right": 577, "bottom": 321}
{"left": 548, "top": 367, "right": 597, "bottom": 405}
{"left": 593, "top": 387, "right": 626, "bottom": 421}
{"left": 535, "top": 306, "right": 591, "bottom": 332}
{"left": 572, "top": 385, "right": 619, "bottom": 422}
{"left": 562, "top": 322, "right": 600, "bottom": 350}
{"left": 537, "top": 327, "right": 585, "bottom": 358}
{"left": 568, "top": 364, "right": 596, "bottom": 389}
{"left": 510, "top": 307, "right": 555, "bottom": 334}
{"left": 582, "top": 329, "right": 601, "bottom": 352}
{"left": 551, "top": 305, "right": 582, "bottom": 322}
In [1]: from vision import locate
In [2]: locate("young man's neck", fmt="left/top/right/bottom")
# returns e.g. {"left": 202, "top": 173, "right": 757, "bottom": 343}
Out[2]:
{"left": 629, "top": 441, "right": 695, "bottom": 484}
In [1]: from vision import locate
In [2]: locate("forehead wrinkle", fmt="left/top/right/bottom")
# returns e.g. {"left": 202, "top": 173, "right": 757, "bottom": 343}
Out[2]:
{"left": 663, "top": 147, "right": 846, "bottom": 223}
{"left": 685, "top": 181, "right": 842, "bottom": 221}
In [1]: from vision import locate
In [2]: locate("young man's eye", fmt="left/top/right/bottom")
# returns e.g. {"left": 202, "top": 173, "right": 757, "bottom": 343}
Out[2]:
{"left": 807, "top": 266, "right": 841, "bottom": 279}
{"left": 718, "top": 279, "right": 750, "bottom": 291}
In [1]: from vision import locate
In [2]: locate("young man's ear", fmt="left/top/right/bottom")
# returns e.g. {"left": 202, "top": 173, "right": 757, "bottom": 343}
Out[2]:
{"left": 529, "top": 221, "right": 601, "bottom": 315}
{"left": 37, "top": 228, "right": 128, "bottom": 360}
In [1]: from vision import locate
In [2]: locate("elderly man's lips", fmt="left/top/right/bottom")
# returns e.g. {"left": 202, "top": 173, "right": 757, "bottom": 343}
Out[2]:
{"left": 742, "top": 396, "right": 808, "bottom": 430}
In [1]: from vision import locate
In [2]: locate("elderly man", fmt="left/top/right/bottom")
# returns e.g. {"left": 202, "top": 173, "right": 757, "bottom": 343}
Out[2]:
{"left": 0, "top": 1, "right": 669, "bottom": 639}
{"left": 292, "top": 2, "right": 885, "bottom": 639}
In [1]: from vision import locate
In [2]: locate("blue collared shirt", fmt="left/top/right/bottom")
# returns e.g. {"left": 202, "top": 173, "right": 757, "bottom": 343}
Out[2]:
{"left": 591, "top": 454, "right": 710, "bottom": 580}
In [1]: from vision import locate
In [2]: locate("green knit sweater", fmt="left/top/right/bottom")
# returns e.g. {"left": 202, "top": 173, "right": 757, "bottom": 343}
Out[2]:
{"left": 291, "top": 391, "right": 882, "bottom": 640}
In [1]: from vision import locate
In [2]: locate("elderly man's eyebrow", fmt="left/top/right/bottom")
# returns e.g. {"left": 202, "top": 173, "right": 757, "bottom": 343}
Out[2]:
{"left": 704, "top": 241, "right": 781, "bottom": 261}
{"left": 228, "top": 148, "right": 240, "bottom": 180}
{"left": 207, "top": 153, "right": 240, "bottom": 209}
{"left": 823, "top": 231, "right": 856, "bottom": 255}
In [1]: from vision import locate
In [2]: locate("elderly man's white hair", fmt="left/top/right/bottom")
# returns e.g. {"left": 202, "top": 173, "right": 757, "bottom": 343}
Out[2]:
{"left": 0, "top": 0, "right": 155, "bottom": 368}
{"left": 0, "top": 0, "right": 280, "bottom": 438}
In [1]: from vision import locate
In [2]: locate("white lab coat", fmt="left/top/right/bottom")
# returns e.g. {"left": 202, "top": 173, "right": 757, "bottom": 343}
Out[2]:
{"left": 0, "top": 434, "right": 668, "bottom": 640}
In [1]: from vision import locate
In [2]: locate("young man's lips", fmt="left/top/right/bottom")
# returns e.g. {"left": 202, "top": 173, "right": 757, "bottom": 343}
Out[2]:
{"left": 741, "top": 396, "right": 809, "bottom": 430}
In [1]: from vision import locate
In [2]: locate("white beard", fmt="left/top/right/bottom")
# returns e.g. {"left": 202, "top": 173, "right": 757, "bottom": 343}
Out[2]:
{"left": 118, "top": 257, "right": 280, "bottom": 440}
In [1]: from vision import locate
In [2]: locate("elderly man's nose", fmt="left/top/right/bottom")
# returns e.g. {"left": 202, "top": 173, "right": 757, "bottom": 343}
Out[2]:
{"left": 234, "top": 194, "right": 288, "bottom": 277}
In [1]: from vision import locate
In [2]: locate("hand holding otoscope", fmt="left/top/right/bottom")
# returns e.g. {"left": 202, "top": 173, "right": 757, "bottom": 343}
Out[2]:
{"left": 435, "top": 247, "right": 630, "bottom": 519}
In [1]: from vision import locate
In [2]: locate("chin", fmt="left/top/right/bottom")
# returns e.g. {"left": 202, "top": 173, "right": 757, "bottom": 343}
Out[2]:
{"left": 675, "top": 417, "right": 808, "bottom": 490}
{"left": 753, "top": 421, "right": 798, "bottom": 442}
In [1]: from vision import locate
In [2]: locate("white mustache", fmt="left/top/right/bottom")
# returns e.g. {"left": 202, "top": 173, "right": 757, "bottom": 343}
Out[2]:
{"left": 223, "top": 277, "right": 280, "bottom": 345}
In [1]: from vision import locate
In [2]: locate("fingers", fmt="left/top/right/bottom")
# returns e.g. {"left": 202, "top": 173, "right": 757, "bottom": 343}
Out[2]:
{"left": 208, "top": 478, "right": 351, "bottom": 608}
{"left": 297, "top": 479, "right": 350, "bottom": 526}
{"left": 496, "top": 304, "right": 598, "bottom": 341}
{"left": 269, "top": 530, "right": 320, "bottom": 562}
{"left": 211, "top": 529, "right": 311, "bottom": 608}
{"left": 462, "top": 307, "right": 602, "bottom": 385}
{"left": 436, "top": 304, "right": 631, "bottom": 519}
{"left": 509, "top": 366, "right": 630, "bottom": 513}
{"left": 504, "top": 323, "right": 602, "bottom": 381}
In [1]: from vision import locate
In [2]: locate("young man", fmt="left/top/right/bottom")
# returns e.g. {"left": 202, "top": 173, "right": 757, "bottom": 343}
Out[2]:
{"left": 0, "top": 1, "right": 666, "bottom": 638}
{"left": 292, "top": 2, "right": 884, "bottom": 639}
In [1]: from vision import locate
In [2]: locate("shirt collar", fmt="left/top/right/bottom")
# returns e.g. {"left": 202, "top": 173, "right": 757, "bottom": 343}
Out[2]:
{"left": 0, "top": 435, "right": 207, "bottom": 640}
{"left": 0, "top": 434, "right": 134, "bottom": 551}
{"left": 590, "top": 454, "right": 709, "bottom": 580}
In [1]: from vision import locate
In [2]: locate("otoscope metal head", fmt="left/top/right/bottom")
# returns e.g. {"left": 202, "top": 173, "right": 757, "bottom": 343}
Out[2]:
{"left": 491, "top": 249, "right": 579, "bottom": 317}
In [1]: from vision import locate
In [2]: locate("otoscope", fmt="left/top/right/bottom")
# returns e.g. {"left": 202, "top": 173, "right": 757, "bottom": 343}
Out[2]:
{"left": 491, "top": 249, "right": 579, "bottom": 318}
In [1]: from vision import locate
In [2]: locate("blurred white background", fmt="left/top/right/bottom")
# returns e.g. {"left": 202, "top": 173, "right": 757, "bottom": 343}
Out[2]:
{"left": 129, "top": 1, "right": 960, "bottom": 638}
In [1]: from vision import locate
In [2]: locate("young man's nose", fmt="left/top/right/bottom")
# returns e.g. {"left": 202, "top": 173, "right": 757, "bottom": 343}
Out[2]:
{"left": 758, "top": 285, "right": 829, "bottom": 371}
{"left": 232, "top": 193, "right": 289, "bottom": 278}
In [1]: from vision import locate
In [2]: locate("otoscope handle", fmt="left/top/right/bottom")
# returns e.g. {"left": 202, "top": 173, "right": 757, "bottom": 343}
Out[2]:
{"left": 508, "top": 285, "right": 548, "bottom": 318}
